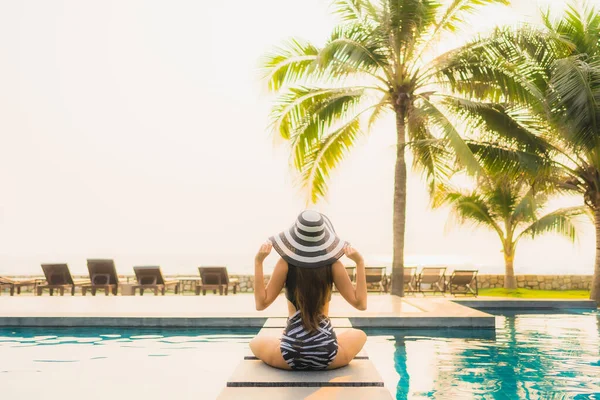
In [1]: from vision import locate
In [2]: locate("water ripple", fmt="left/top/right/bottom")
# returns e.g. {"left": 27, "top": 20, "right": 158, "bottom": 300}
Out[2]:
{"left": 367, "top": 310, "right": 600, "bottom": 400}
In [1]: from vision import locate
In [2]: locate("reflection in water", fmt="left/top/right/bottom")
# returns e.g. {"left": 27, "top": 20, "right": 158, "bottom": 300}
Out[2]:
{"left": 394, "top": 335, "right": 410, "bottom": 400}
{"left": 0, "top": 327, "right": 259, "bottom": 399}
{"left": 0, "top": 327, "right": 259, "bottom": 347}
{"left": 366, "top": 310, "right": 600, "bottom": 400}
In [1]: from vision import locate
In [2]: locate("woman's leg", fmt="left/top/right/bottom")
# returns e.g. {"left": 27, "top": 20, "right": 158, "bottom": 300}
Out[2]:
{"left": 249, "top": 335, "right": 292, "bottom": 370}
{"left": 327, "top": 328, "right": 367, "bottom": 370}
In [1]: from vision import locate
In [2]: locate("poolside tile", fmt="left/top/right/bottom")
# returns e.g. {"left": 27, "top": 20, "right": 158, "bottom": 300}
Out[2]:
{"left": 227, "top": 359, "right": 384, "bottom": 387}
{"left": 218, "top": 386, "right": 393, "bottom": 399}
{"left": 0, "top": 294, "right": 497, "bottom": 328}
{"left": 453, "top": 298, "right": 597, "bottom": 309}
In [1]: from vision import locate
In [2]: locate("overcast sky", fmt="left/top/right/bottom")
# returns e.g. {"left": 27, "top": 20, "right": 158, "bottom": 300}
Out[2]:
{"left": 0, "top": 0, "right": 597, "bottom": 275}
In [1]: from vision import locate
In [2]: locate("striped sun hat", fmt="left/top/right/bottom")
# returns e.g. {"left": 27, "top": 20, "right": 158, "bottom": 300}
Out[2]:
{"left": 269, "top": 210, "right": 347, "bottom": 268}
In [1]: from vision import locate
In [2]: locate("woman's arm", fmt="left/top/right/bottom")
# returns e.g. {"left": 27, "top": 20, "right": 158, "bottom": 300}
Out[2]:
{"left": 332, "top": 246, "right": 367, "bottom": 311}
{"left": 254, "top": 242, "right": 288, "bottom": 311}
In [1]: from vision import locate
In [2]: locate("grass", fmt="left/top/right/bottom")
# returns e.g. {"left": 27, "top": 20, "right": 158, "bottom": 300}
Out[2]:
{"left": 479, "top": 288, "right": 590, "bottom": 299}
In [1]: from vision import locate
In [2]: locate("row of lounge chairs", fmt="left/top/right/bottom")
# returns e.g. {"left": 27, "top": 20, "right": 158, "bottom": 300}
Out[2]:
{"left": 2, "top": 263, "right": 478, "bottom": 297}
{"left": 403, "top": 267, "right": 478, "bottom": 296}
{"left": 0, "top": 276, "right": 40, "bottom": 295}
{"left": 0, "top": 260, "right": 238, "bottom": 296}
{"left": 343, "top": 266, "right": 478, "bottom": 296}
{"left": 344, "top": 266, "right": 389, "bottom": 293}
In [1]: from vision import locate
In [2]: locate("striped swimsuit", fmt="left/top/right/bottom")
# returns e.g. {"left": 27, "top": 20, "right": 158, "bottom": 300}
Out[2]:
{"left": 280, "top": 310, "right": 338, "bottom": 370}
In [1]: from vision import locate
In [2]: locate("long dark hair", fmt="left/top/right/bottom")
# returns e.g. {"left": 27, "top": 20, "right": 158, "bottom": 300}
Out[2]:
{"left": 294, "top": 265, "right": 333, "bottom": 332}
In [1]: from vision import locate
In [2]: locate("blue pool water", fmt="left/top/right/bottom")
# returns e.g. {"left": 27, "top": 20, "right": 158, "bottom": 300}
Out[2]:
{"left": 1, "top": 310, "right": 599, "bottom": 399}
{"left": 366, "top": 309, "right": 600, "bottom": 399}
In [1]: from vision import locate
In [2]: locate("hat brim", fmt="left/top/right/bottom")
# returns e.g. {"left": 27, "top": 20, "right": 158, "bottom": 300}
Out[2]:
{"left": 269, "top": 225, "right": 347, "bottom": 269}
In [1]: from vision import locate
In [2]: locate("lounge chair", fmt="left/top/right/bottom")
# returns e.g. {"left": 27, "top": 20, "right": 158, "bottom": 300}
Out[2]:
{"left": 447, "top": 270, "right": 478, "bottom": 296}
{"left": 37, "top": 264, "right": 89, "bottom": 296}
{"left": 418, "top": 267, "right": 447, "bottom": 295}
{"left": 132, "top": 266, "right": 179, "bottom": 295}
{"left": 332, "top": 266, "right": 356, "bottom": 292}
{"left": 82, "top": 259, "right": 119, "bottom": 296}
{"left": 403, "top": 267, "right": 418, "bottom": 294}
{"left": 196, "top": 266, "right": 239, "bottom": 295}
{"left": 365, "top": 266, "right": 388, "bottom": 293}
{"left": 0, "top": 277, "right": 42, "bottom": 296}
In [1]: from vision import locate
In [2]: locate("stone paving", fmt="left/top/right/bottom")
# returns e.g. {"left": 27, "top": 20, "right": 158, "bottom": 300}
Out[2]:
{"left": 217, "top": 387, "right": 393, "bottom": 399}
{"left": 0, "top": 293, "right": 496, "bottom": 328}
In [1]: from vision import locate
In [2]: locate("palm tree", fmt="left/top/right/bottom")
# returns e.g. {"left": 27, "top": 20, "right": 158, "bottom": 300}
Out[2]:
{"left": 435, "top": 174, "right": 586, "bottom": 289}
{"left": 435, "top": 2, "right": 600, "bottom": 300}
{"left": 260, "top": 0, "right": 510, "bottom": 296}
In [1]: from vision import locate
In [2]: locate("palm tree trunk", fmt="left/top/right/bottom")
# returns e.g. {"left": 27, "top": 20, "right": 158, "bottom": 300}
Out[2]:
{"left": 591, "top": 211, "right": 600, "bottom": 303}
{"left": 390, "top": 108, "right": 407, "bottom": 297}
{"left": 504, "top": 251, "right": 517, "bottom": 290}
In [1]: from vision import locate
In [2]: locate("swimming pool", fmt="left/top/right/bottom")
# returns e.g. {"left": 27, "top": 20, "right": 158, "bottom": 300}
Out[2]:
{"left": 366, "top": 309, "right": 600, "bottom": 399}
{"left": 2, "top": 310, "right": 599, "bottom": 399}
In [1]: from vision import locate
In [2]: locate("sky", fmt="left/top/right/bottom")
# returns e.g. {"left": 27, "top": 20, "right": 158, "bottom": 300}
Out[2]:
{"left": 0, "top": 0, "right": 598, "bottom": 276}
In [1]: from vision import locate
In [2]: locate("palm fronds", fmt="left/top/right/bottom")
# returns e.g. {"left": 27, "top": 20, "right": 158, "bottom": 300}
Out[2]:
{"left": 261, "top": 39, "right": 321, "bottom": 91}
{"left": 548, "top": 57, "right": 600, "bottom": 150}
{"left": 434, "top": 185, "right": 505, "bottom": 237}
{"left": 269, "top": 86, "right": 366, "bottom": 141}
{"left": 299, "top": 115, "right": 364, "bottom": 203}
{"left": 262, "top": 0, "right": 516, "bottom": 205}
{"left": 516, "top": 206, "right": 589, "bottom": 242}
{"left": 440, "top": 0, "right": 509, "bottom": 32}
{"left": 319, "top": 23, "right": 391, "bottom": 82}
{"left": 442, "top": 97, "right": 550, "bottom": 154}
{"left": 406, "top": 108, "right": 454, "bottom": 193}
{"left": 332, "top": 0, "right": 380, "bottom": 23}
{"left": 416, "top": 97, "right": 483, "bottom": 175}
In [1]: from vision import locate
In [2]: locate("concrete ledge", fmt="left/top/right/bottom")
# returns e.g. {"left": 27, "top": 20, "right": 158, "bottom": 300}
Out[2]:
{"left": 349, "top": 316, "right": 495, "bottom": 329}
{"left": 453, "top": 299, "right": 598, "bottom": 309}
{"left": 218, "top": 387, "right": 392, "bottom": 399}
{"left": 0, "top": 295, "right": 498, "bottom": 328}
{"left": 363, "top": 327, "right": 497, "bottom": 340}
{"left": 0, "top": 317, "right": 267, "bottom": 328}
{"left": 227, "top": 360, "right": 384, "bottom": 387}
{"left": 0, "top": 314, "right": 496, "bottom": 328}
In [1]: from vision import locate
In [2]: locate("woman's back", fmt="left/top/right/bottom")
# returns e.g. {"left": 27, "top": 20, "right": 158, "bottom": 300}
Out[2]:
{"left": 285, "top": 264, "right": 333, "bottom": 308}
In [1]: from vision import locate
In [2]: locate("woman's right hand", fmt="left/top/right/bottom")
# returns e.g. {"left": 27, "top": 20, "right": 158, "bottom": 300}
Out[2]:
{"left": 344, "top": 245, "right": 364, "bottom": 264}
{"left": 255, "top": 241, "right": 273, "bottom": 263}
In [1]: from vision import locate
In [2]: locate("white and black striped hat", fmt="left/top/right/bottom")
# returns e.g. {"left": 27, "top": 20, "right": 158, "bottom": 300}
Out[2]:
{"left": 269, "top": 210, "right": 347, "bottom": 268}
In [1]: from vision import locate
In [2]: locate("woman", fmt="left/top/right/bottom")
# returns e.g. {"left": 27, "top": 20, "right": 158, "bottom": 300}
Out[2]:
{"left": 249, "top": 210, "right": 367, "bottom": 370}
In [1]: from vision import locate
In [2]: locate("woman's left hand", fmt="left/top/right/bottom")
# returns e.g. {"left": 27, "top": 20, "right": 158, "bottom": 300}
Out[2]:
{"left": 255, "top": 241, "right": 273, "bottom": 263}
{"left": 344, "top": 245, "right": 364, "bottom": 264}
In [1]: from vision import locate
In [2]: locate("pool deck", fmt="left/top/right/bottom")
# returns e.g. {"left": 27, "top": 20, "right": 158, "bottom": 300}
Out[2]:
{"left": 0, "top": 294, "right": 595, "bottom": 328}
{"left": 0, "top": 294, "right": 495, "bottom": 328}
{"left": 453, "top": 297, "right": 597, "bottom": 309}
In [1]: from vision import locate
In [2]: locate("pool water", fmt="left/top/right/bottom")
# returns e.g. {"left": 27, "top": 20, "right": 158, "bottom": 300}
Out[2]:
{"left": 1, "top": 310, "right": 599, "bottom": 399}
{"left": 0, "top": 328, "right": 259, "bottom": 399}
{"left": 366, "top": 309, "right": 600, "bottom": 399}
